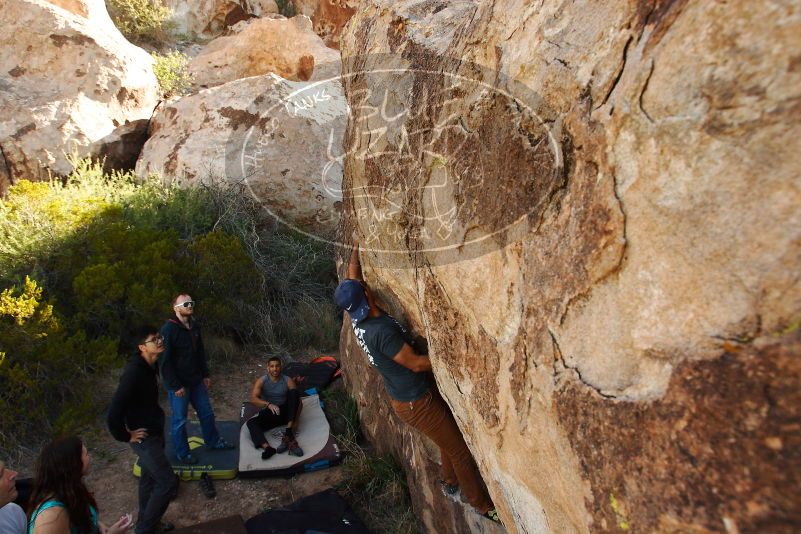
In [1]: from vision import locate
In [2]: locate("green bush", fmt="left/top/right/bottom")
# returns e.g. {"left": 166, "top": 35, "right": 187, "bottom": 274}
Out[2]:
{"left": 0, "top": 158, "right": 339, "bottom": 457}
{"left": 0, "top": 278, "right": 117, "bottom": 450}
{"left": 106, "top": 0, "right": 172, "bottom": 44}
{"left": 151, "top": 51, "right": 193, "bottom": 98}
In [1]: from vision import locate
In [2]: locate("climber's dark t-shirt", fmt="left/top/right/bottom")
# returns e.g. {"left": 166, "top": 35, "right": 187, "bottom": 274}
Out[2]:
{"left": 350, "top": 314, "right": 429, "bottom": 402}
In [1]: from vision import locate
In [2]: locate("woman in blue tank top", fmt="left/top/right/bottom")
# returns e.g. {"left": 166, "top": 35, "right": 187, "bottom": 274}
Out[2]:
{"left": 28, "top": 436, "right": 132, "bottom": 534}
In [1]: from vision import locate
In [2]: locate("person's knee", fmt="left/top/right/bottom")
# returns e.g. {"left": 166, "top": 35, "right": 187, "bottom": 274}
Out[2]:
{"left": 195, "top": 392, "right": 214, "bottom": 414}
{"left": 172, "top": 415, "right": 187, "bottom": 428}
{"left": 168, "top": 474, "right": 178, "bottom": 493}
{"left": 155, "top": 473, "right": 178, "bottom": 495}
{"left": 193, "top": 387, "right": 215, "bottom": 411}
{"left": 287, "top": 389, "right": 302, "bottom": 411}
{"left": 447, "top": 445, "right": 477, "bottom": 467}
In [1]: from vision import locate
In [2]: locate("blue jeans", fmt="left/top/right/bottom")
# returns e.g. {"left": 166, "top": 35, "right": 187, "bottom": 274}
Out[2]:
{"left": 131, "top": 435, "right": 177, "bottom": 534}
{"left": 168, "top": 382, "right": 220, "bottom": 459}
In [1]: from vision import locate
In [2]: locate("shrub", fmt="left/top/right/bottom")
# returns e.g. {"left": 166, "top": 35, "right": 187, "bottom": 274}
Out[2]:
{"left": 151, "top": 50, "right": 193, "bottom": 98}
{"left": 187, "top": 230, "right": 262, "bottom": 334}
{"left": 322, "top": 387, "right": 420, "bottom": 534}
{"left": 0, "top": 277, "right": 117, "bottom": 453}
{"left": 0, "top": 158, "right": 339, "bottom": 458}
{"left": 106, "top": 0, "right": 173, "bottom": 44}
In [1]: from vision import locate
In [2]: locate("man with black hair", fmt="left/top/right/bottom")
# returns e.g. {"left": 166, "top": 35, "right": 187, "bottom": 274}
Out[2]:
{"left": 0, "top": 460, "right": 25, "bottom": 534}
{"left": 160, "top": 293, "right": 232, "bottom": 465}
{"left": 246, "top": 357, "right": 304, "bottom": 459}
{"left": 107, "top": 325, "right": 177, "bottom": 534}
{"left": 335, "top": 242, "right": 499, "bottom": 523}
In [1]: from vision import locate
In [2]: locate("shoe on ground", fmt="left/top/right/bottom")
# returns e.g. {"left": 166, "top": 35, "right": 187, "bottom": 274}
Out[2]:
{"left": 261, "top": 446, "right": 276, "bottom": 460}
{"left": 439, "top": 480, "right": 459, "bottom": 496}
{"left": 276, "top": 432, "right": 291, "bottom": 454}
{"left": 155, "top": 520, "right": 175, "bottom": 533}
{"left": 211, "top": 437, "right": 234, "bottom": 450}
{"left": 287, "top": 437, "right": 304, "bottom": 457}
{"left": 199, "top": 473, "right": 216, "bottom": 499}
{"left": 177, "top": 453, "right": 198, "bottom": 465}
{"left": 482, "top": 508, "right": 501, "bottom": 523}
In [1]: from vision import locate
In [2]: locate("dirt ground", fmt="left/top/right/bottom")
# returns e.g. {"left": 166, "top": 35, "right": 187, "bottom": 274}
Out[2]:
{"left": 20, "top": 350, "right": 349, "bottom": 529}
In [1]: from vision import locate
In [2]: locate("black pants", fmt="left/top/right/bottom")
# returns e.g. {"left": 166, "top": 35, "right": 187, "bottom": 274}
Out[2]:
{"left": 246, "top": 389, "right": 302, "bottom": 448}
{"left": 131, "top": 435, "right": 178, "bottom": 534}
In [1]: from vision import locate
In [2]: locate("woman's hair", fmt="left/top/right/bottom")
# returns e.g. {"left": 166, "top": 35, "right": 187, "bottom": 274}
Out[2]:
{"left": 28, "top": 436, "right": 97, "bottom": 533}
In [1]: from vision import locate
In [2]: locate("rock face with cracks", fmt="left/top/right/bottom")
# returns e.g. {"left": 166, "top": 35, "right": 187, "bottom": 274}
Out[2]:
{"left": 337, "top": 0, "right": 801, "bottom": 532}
{"left": 135, "top": 73, "right": 346, "bottom": 235}
{"left": 0, "top": 0, "right": 159, "bottom": 194}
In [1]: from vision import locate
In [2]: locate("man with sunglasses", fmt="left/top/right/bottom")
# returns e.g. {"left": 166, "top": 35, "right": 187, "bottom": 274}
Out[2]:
{"left": 160, "top": 294, "right": 233, "bottom": 465}
{"left": 108, "top": 325, "right": 177, "bottom": 533}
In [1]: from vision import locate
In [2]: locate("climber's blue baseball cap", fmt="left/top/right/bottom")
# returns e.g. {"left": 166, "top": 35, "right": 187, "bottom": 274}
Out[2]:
{"left": 335, "top": 279, "right": 370, "bottom": 323}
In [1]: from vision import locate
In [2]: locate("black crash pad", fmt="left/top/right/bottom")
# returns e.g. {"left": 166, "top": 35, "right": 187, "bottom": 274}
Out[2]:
{"left": 245, "top": 489, "right": 369, "bottom": 534}
{"left": 173, "top": 515, "right": 247, "bottom": 534}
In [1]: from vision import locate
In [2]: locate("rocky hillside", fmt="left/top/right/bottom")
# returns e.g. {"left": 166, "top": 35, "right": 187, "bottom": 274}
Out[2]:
{"left": 337, "top": 1, "right": 801, "bottom": 532}
{"left": 0, "top": 0, "right": 346, "bottom": 234}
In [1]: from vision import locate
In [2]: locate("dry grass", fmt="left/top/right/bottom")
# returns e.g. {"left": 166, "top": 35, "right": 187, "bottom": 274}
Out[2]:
{"left": 322, "top": 386, "right": 421, "bottom": 534}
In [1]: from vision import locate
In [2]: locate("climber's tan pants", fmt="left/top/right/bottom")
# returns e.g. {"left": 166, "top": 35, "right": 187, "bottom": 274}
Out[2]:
{"left": 391, "top": 390, "right": 493, "bottom": 513}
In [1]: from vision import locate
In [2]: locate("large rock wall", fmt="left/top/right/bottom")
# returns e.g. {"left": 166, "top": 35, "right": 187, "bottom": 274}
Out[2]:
{"left": 337, "top": 1, "right": 801, "bottom": 532}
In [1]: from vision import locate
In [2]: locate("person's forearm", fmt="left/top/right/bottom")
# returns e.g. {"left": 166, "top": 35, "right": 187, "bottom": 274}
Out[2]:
{"left": 347, "top": 242, "right": 362, "bottom": 280}
{"left": 198, "top": 334, "right": 210, "bottom": 377}
{"left": 160, "top": 350, "right": 180, "bottom": 390}
{"left": 107, "top": 407, "right": 129, "bottom": 442}
{"left": 107, "top": 378, "right": 132, "bottom": 441}
{"left": 250, "top": 395, "right": 269, "bottom": 408}
{"left": 414, "top": 355, "right": 432, "bottom": 373}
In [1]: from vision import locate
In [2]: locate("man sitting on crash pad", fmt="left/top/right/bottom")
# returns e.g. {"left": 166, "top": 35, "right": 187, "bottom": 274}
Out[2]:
{"left": 247, "top": 357, "right": 304, "bottom": 459}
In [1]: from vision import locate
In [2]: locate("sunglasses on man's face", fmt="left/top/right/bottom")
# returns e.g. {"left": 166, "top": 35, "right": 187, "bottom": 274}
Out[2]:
{"left": 174, "top": 301, "right": 195, "bottom": 308}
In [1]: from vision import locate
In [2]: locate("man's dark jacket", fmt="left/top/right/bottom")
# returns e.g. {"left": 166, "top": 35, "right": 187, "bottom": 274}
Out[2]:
{"left": 160, "top": 318, "right": 208, "bottom": 390}
{"left": 107, "top": 355, "right": 165, "bottom": 442}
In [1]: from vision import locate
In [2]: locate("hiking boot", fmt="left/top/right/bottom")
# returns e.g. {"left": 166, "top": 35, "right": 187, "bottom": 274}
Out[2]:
{"left": 211, "top": 437, "right": 234, "bottom": 450}
{"left": 277, "top": 430, "right": 304, "bottom": 456}
{"left": 261, "top": 446, "right": 276, "bottom": 460}
{"left": 276, "top": 431, "right": 292, "bottom": 454}
{"left": 177, "top": 453, "right": 198, "bottom": 465}
{"left": 439, "top": 480, "right": 459, "bottom": 496}
{"left": 199, "top": 473, "right": 216, "bottom": 499}
{"left": 288, "top": 438, "right": 304, "bottom": 457}
{"left": 482, "top": 508, "right": 501, "bottom": 524}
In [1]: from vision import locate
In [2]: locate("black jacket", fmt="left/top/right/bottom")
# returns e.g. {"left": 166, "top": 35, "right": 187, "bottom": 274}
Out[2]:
{"left": 107, "top": 355, "right": 165, "bottom": 442}
{"left": 160, "top": 318, "right": 208, "bottom": 390}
